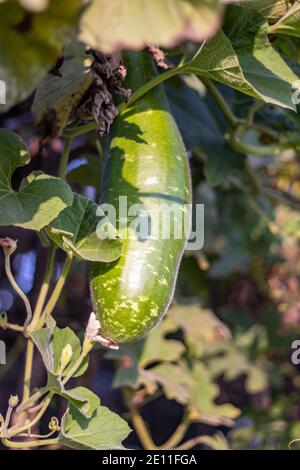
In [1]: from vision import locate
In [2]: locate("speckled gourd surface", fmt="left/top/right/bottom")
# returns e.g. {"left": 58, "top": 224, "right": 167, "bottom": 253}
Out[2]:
{"left": 90, "top": 52, "right": 191, "bottom": 343}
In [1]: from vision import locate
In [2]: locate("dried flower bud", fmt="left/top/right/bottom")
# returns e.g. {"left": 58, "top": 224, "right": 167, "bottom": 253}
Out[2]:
{"left": 85, "top": 312, "right": 101, "bottom": 341}
{"left": 85, "top": 312, "right": 119, "bottom": 350}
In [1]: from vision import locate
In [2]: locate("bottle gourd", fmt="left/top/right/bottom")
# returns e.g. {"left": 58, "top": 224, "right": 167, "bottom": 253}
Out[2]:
{"left": 90, "top": 52, "right": 191, "bottom": 345}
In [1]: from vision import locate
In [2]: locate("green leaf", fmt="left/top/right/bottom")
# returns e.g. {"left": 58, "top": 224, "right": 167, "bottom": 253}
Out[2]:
{"left": 58, "top": 405, "right": 131, "bottom": 450}
{"left": 209, "top": 344, "right": 268, "bottom": 394}
{"left": 139, "top": 363, "right": 193, "bottom": 405}
{"left": 0, "top": 129, "right": 73, "bottom": 230}
{"left": 269, "top": 1, "right": 300, "bottom": 37}
{"left": 32, "top": 326, "right": 88, "bottom": 378}
{"left": 238, "top": 0, "right": 289, "bottom": 22}
{"left": 32, "top": 43, "right": 93, "bottom": 140}
{"left": 190, "top": 363, "right": 240, "bottom": 424}
{"left": 184, "top": 6, "right": 299, "bottom": 110}
{"left": 139, "top": 317, "right": 184, "bottom": 368}
{"left": 45, "top": 193, "right": 123, "bottom": 262}
{"left": 0, "top": 0, "right": 81, "bottom": 109}
{"left": 49, "top": 385, "right": 100, "bottom": 419}
{"left": 169, "top": 304, "right": 231, "bottom": 357}
{"left": 79, "top": 0, "right": 224, "bottom": 53}
{"left": 112, "top": 366, "right": 139, "bottom": 389}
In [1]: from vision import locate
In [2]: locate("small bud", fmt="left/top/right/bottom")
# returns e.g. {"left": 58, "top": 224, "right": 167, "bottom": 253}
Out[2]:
{"left": 59, "top": 344, "right": 73, "bottom": 374}
{"left": 0, "top": 238, "right": 17, "bottom": 255}
{"left": 8, "top": 395, "right": 19, "bottom": 408}
{"left": 48, "top": 416, "right": 60, "bottom": 432}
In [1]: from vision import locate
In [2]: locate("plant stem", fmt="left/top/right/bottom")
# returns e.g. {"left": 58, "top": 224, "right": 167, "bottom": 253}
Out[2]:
{"left": 21, "top": 246, "right": 56, "bottom": 410}
{"left": 201, "top": 78, "right": 241, "bottom": 127}
{"left": 29, "top": 246, "right": 56, "bottom": 332}
{"left": 124, "top": 390, "right": 157, "bottom": 450}
{"left": 21, "top": 341, "right": 34, "bottom": 407}
{"left": 5, "top": 253, "right": 32, "bottom": 329}
{"left": 38, "top": 230, "right": 51, "bottom": 247}
{"left": 7, "top": 393, "right": 52, "bottom": 439}
{"left": 17, "top": 388, "right": 47, "bottom": 414}
{"left": 159, "top": 411, "right": 190, "bottom": 449}
{"left": 59, "top": 137, "right": 73, "bottom": 179}
{"left": 247, "top": 100, "right": 264, "bottom": 125}
{"left": 2, "top": 437, "right": 58, "bottom": 449}
{"left": 60, "top": 348, "right": 88, "bottom": 387}
{"left": 35, "top": 253, "right": 73, "bottom": 331}
{"left": 1, "top": 322, "right": 24, "bottom": 332}
{"left": 175, "top": 435, "right": 206, "bottom": 450}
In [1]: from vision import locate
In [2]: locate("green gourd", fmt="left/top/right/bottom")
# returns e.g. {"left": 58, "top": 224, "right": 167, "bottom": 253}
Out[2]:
{"left": 90, "top": 52, "right": 191, "bottom": 345}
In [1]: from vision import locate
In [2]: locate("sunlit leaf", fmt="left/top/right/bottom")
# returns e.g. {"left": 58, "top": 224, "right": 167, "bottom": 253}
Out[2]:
{"left": 59, "top": 405, "right": 131, "bottom": 450}
{"left": 46, "top": 193, "right": 123, "bottom": 262}
{"left": 79, "top": 0, "right": 225, "bottom": 53}
{"left": 0, "top": 129, "right": 73, "bottom": 230}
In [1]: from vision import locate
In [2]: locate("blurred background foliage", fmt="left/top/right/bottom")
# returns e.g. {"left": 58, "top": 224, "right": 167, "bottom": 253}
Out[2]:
{"left": 1, "top": 0, "right": 300, "bottom": 450}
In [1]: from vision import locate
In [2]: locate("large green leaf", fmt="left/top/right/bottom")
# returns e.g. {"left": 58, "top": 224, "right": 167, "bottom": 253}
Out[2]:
{"left": 138, "top": 363, "right": 193, "bottom": 404}
{"left": 183, "top": 6, "right": 299, "bottom": 110}
{"left": 45, "top": 193, "right": 123, "bottom": 262}
{"left": 32, "top": 43, "right": 93, "bottom": 140}
{"left": 32, "top": 326, "right": 88, "bottom": 378}
{"left": 0, "top": 129, "right": 73, "bottom": 230}
{"left": 269, "top": 0, "right": 300, "bottom": 37}
{"left": 58, "top": 406, "right": 131, "bottom": 450}
{"left": 0, "top": 0, "right": 81, "bottom": 109}
{"left": 79, "top": 0, "right": 224, "bottom": 53}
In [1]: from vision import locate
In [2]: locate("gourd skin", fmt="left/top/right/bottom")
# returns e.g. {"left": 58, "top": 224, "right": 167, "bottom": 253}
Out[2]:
{"left": 90, "top": 53, "right": 191, "bottom": 344}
